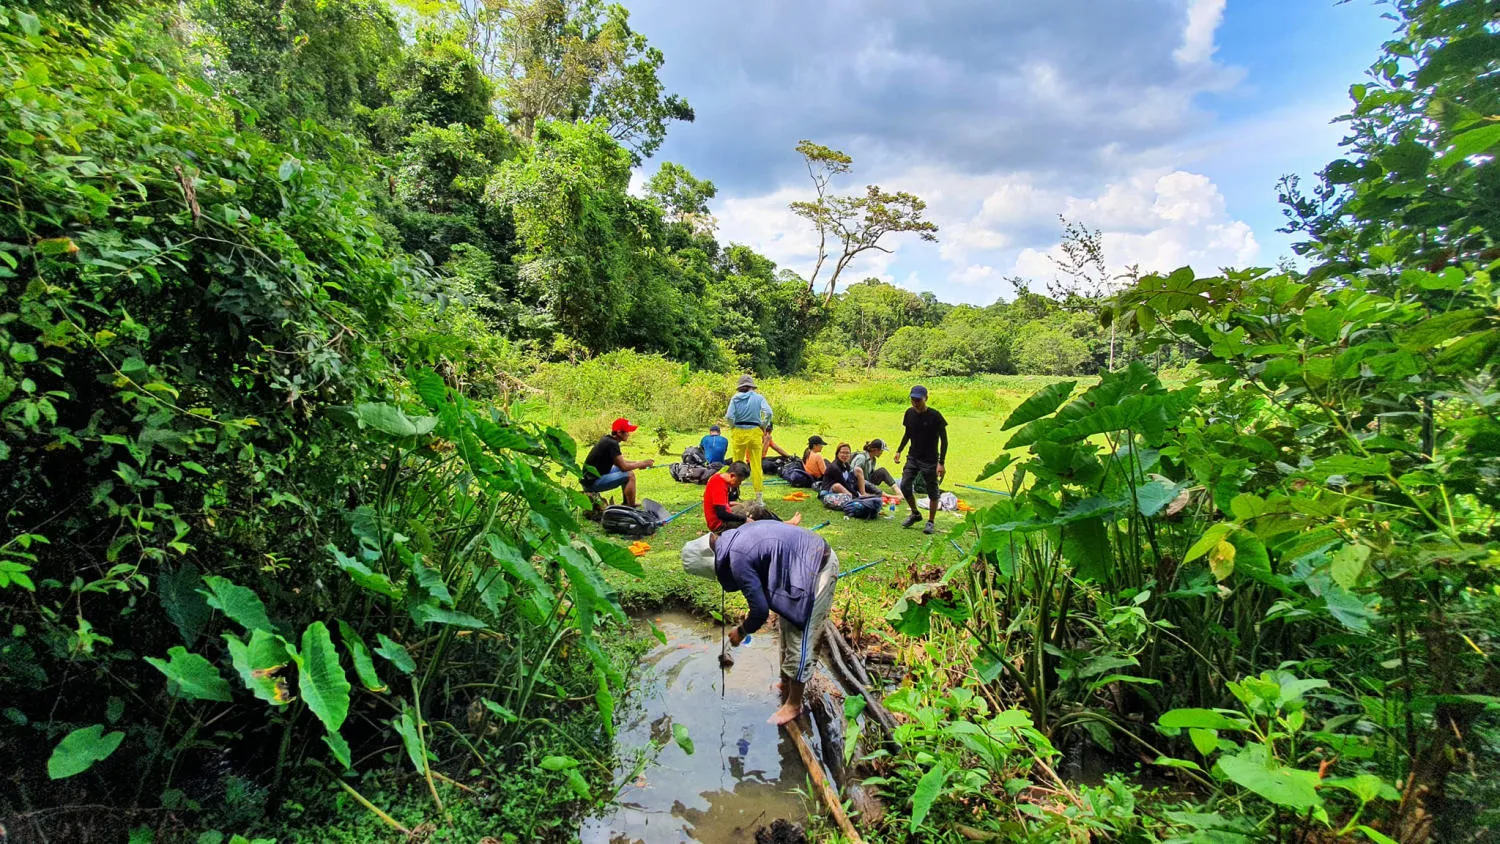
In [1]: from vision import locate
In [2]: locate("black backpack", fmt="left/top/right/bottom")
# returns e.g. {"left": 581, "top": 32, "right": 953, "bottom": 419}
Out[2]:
{"left": 779, "top": 461, "right": 814, "bottom": 488}
{"left": 842, "top": 496, "right": 884, "bottom": 520}
{"left": 762, "top": 455, "right": 791, "bottom": 475}
{"left": 681, "top": 445, "right": 707, "bottom": 467}
{"left": 669, "top": 463, "right": 715, "bottom": 484}
{"left": 600, "top": 499, "right": 670, "bottom": 537}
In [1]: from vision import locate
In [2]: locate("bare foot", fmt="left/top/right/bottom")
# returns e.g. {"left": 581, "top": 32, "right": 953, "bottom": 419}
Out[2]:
{"left": 768, "top": 703, "right": 800, "bottom": 725}
{"left": 789, "top": 512, "right": 803, "bottom": 526}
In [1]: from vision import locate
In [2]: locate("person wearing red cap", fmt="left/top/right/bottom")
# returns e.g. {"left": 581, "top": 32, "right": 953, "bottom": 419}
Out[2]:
{"left": 582, "top": 418, "right": 654, "bottom": 506}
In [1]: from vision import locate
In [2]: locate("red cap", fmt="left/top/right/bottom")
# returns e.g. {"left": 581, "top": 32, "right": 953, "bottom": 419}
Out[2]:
{"left": 612, "top": 417, "right": 638, "bottom": 434}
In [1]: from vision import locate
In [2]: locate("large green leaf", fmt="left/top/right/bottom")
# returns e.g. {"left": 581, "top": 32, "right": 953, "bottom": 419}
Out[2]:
{"left": 672, "top": 722, "right": 694, "bottom": 755}
{"left": 556, "top": 546, "right": 625, "bottom": 635}
{"left": 323, "top": 730, "right": 353, "bottom": 771}
{"left": 145, "top": 646, "right": 231, "bottom": 702}
{"left": 356, "top": 402, "right": 437, "bottom": 437}
{"left": 337, "top": 620, "right": 386, "bottom": 693}
{"left": 374, "top": 633, "right": 416, "bottom": 674}
{"left": 974, "top": 452, "right": 1015, "bottom": 483}
{"left": 159, "top": 563, "right": 210, "bottom": 645}
{"left": 909, "top": 761, "right": 949, "bottom": 832}
{"left": 1186, "top": 523, "right": 1236, "bottom": 563}
{"left": 48, "top": 724, "right": 125, "bottom": 779}
{"left": 584, "top": 535, "right": 645, "bottom": 578}
{"left": 295, "top": 622, "right": 351, "bottom": 732}
{"left": 199, "top": 576, "right": 275, "bottom": 633}
{"left": 1001, "top": 381, "right": 1076, "bottom": 430}
{"left": 487, "top": 534, "right": 555, "bottom": 622}
{"left": 224, "top": 629, "right": 293, "bottom": 705}
{"left": 409, "top": 603, "right": 488, "bottom": 629}
{"left": 1158, "top": 708, "right": 1249, "bottom": 731}
{"left": 394, "top": 706, "right": 430, "bottom": 774}
{"left": 1216, "top": 748, "right": 1323, "bottom": 811}
{"left": 329, "top": 545, "right": 401, "bottom": 600}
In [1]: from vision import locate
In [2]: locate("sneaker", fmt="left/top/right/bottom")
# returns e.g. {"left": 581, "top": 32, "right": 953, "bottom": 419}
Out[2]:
{"left": 901, "top": 512, "right": 921, "bottom": 529}
{"left": 923, "top": 521, "right": 936, "bottom": 535}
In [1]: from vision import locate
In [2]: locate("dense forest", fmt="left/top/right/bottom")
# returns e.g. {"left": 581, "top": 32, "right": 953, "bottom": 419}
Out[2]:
{"left": 1, "top": 0, "right": 1497, "bottom": 841}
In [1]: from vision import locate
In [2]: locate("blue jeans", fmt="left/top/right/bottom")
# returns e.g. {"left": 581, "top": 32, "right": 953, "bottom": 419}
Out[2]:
{"left": 583, "top": 469, "right": 631, "bottom": 494}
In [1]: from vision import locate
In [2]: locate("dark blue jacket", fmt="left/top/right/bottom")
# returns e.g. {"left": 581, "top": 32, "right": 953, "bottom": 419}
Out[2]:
{"left": 700, "top": 434, "right": 729, "bottom": 465}
{"left": 713, "top": 521, "right": 829, "bottom": 633}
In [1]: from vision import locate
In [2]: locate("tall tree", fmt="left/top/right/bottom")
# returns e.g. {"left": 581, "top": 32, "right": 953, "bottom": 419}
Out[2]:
{"left": 450, "top": 0, "right": 693, "bottom": 161}
{"left": 646, "top": 161, "right": 717, "bottom": 234}
{"left": 789, "top": 140, "right": 939, "bottom": 305}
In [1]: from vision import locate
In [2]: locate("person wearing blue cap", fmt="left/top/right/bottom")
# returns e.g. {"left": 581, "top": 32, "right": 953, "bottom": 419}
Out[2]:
{"left": 894, "top": 384, "right": 948, "bottom": 534}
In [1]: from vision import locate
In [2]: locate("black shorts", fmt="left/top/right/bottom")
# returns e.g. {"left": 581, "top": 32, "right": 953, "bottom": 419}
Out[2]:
{"left": 901, "top": 458, "right": 940, "bottom": 497}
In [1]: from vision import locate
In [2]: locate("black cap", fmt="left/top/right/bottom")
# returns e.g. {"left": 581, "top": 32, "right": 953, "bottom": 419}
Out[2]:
{"left": 808, "top": 435, "right": 827, "bottom": 446}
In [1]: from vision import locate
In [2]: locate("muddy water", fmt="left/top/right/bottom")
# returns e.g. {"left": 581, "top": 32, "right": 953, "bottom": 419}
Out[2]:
{"left": 579, "top": 612, "right": 809, "bottom": 843}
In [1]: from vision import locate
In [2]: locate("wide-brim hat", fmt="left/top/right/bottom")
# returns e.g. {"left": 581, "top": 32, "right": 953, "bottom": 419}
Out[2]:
{"left": 737, "top": 374, "right": 757, "bottom": 390}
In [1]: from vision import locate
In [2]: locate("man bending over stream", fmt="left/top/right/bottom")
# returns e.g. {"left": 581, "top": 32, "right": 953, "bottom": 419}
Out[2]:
{"left": 681, "top": 520, "right": 839, "bottom": 725}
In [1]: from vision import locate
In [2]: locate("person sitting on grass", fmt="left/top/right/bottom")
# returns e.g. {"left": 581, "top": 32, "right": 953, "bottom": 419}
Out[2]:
{"left": 819, "top": 442, "right": 864, "bottom": 497}
{"left": 703, "top": 462, "right": 801, "bottom": 533}
{"left": 680, "top": 520, "right": 839, "bottom": 725}
{"left": 802, "top": 435, "right": 829, "bottom": 480}
{"left": 762, "top": 425, "right": 794, "bottom": 460}
{"left": 852, "top": 439, "right": 898, "bottom": 494}
{"left": 894, "top": 384, "right": 948, "bottom": 535}
{"left": 582, "top": 417, "right": 654, "bottom": 507}
{"left": 701, "top": 423, "right": 729, "bottom": 466}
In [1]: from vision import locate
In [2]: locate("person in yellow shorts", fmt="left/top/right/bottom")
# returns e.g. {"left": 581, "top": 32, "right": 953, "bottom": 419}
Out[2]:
{"left": 724, "top": 374, "right": 774, "bottom": 500}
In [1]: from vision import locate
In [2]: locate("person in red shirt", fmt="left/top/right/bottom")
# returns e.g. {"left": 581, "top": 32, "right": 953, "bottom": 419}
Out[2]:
{"left": 704, "top": 463, "right": 801, "bottom": 533}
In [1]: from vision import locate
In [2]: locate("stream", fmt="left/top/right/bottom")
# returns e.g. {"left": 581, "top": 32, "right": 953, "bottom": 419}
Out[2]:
{"left": 578, "top": 612, "right": 810, "bottom": 843}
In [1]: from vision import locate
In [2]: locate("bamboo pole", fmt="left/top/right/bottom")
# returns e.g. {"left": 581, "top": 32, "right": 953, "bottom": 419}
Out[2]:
{"left": 784, "top": 720, "right": 864, "bottom": 844}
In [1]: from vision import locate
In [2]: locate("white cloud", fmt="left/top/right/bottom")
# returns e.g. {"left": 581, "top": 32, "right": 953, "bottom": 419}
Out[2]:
{"left": 1175, "top": 0, "right": 1227, "bottom": 65}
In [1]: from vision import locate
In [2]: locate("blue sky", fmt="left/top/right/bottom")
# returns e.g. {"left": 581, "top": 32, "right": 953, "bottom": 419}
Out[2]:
{"left": 624, "top": 0, "right": 1397, "bottom": 305}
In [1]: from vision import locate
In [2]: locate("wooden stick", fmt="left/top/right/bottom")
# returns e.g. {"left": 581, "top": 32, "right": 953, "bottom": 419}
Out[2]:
{"left": 785, "top": 719, "right": 864, "bottom": 844}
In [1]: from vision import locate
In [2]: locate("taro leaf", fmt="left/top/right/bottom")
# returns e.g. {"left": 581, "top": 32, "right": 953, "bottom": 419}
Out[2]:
{"left": 337, "top": 620, "right": 386, "bottom": 693}
{"left": 585, "top": 536, "right": 645, "bottom": 578}
{"left": 374, "top": 633, "right": 416, "bottom": 674}
{"left": 556, "top": 546, "right": 625, "bottom": 636}
{"left": 1001, "top": 381, "right": 1076, "bottom": 430}
{"left": 595, "top": 670, "right": 616, "bottom": 740}
{"left": 47, "top": 724, "right": 125, "bottom": 779}
{"left": 1063, "top": 516, "right": 1110, "bottom": 582}
{"left": 1134, "top": 476, "right": 1186, "bottom": 518}
{"left": 1331, "top": 544, "right": 1371, "bottom": 590}
{"left": 224, "top": 629, "right": 293, "bottom": 705}
{"left": 408, "top": 603, "right": 487, "bottom": 629}
{"left": 159, "top": 562, "right": 210, "bottom": 645}
{"left": 975, "top": 452, "right": 1015, "bottom": 483}
{"left": 566, "top": 769, "right": 593, "bottom": 801}
{"left": 295, "top": 622, "right": 351, "bottom": 732}
{"left": 323, "top": 730, "right": 352, "bottom": 770}
{"left": 672, "top": 722, "right": 694, "bottom": 755}
{"left": 394, "top": 706, "right": 429, "bottom": 774}
{"left": 329, "top": 545, "right": 401, "bottom": 600}
{"left": 909, "top": 761, "right": 949, "bottom": 832}
{"left": 474, "top": 567, "right": 511, "bottom": 616}
{"left": 1158, "top": 709, "right": 1249, "bottom": 731}
{"left": 200, "top": 576, "right": 275, "bottom": 633}
{"left": 355, "top": 403, "right": 437, "bottom": 438}
{"left": 411, "top": 562, "right": 453, "bottom": 607}
{"left": 1216, "top": 748, "right": 1323, "bottom": 811}
{"left": 145, "top": 646, "right": 231, "bottom": 702}
{"left": 487, "top": 535, "right": 555, "bottom": 622}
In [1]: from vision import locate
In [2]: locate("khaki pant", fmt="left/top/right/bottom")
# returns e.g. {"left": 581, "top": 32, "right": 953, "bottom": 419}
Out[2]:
{"left": 727, "top": 427, "right": 765, "bottom": 494}
{"left": 780, "top": 551, "right": 839, "bottom": 683}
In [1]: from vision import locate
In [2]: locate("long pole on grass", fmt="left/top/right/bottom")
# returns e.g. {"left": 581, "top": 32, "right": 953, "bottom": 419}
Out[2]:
{"left": 837, "top": 558, "right": 887, "bottom": 580}
{"left": 956, "top": 484, "right": 1010, "bottom": 496}
{"left": 660, "top": 503, "right": 698, "bottom": 525}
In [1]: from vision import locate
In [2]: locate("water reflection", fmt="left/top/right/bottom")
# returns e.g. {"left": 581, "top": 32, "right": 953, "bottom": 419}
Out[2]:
{"left": 579, "top": 613, "right": 809, "bottom": 843}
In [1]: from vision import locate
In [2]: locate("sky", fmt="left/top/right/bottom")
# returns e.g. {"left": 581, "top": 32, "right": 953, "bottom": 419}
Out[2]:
{"left": 623, "top": 0, "right": 1398, "bottom": 305}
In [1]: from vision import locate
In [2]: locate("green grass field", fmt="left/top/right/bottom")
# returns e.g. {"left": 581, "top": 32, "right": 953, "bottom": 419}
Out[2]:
{"left": 576, "top": 372, "right": 1080, "bottom": 622}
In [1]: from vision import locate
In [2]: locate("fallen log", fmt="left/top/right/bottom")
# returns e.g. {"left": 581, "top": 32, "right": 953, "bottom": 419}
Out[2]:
{"left": 824, "top": 622, "right": 872, "bottom": 687}
{"left": 822, "top": 624, "right": 900, "bottom": 738}
{"left": 784, "top": 719, "right": 864, "bottom": 844}
{"left": 807, "top": 685, "right": 847, "bottom": 789}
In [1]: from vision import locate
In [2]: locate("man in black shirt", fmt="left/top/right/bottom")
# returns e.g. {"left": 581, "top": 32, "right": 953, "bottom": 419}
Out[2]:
{"left": 582, "top": 417, "right": 654, "bottom": 506}
{"left": 894, "top": 384, "right": 948, "bottom": 535}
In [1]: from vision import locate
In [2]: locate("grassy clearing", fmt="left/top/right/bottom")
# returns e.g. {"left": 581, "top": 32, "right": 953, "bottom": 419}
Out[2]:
{"left": 573, "top": 372, "right": 1079, "bottom": 622}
